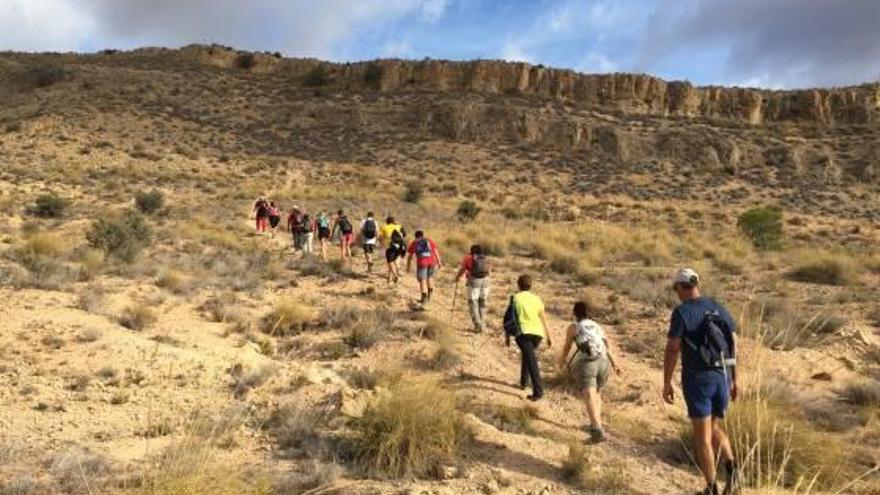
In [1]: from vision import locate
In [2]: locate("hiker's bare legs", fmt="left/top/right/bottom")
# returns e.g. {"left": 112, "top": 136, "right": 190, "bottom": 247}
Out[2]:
{"left": 712, "top": 418, "right": 734, "bottom": 463}
{"left": 692, "top": 417, "right": 717, "bottom": 487}
{"left": 320, "top": 239, "right": 328, "bottom": 262}
{"left": 584, "top": 387, "right": 602, "bottom": 429}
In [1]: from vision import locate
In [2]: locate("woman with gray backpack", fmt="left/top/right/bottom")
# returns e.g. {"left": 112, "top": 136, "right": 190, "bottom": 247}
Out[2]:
{"left": 557, "top": 300, "right": 621, "bottom": 443}
{"left": 455, "top": 244, "right": 491, "bottom": 333}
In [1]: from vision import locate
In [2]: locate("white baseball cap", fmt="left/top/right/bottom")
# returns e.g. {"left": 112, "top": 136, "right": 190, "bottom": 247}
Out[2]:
{"left": 672, "top": 268, "right": 700, "bottom": 288}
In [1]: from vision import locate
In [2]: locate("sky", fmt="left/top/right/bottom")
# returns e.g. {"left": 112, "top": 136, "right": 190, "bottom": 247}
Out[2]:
{"left": 1, "top": 0, "right": 879, "bottom": 89}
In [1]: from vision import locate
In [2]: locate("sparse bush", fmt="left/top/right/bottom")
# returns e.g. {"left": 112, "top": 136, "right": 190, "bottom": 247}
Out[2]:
{"left": 561, "top": 442, "right": 628, "bottom": 492}
{"left": 261, "top": 298, "right": 314, "bottom": 336}
{"left": 364, "top": 62, "right": 384, "bottom": 86}
{"left": 135, "top": 189, "right": 165, "bottom": 214}
{"left": 738, "top": 205, "right": 783, "bottom": 250}
{"left": 156, "top": 269, "right": 189, "bottom": 294}
{"left": 456, "top": 200, "right": 481, "bottom": 223}
{"left": 231, "top": 364, "right": 277, "bottom": 398}
{"left": 344, "top": 307, "right": 394, "bottom": 350}
{"left": 355, "top": 377, "right": 465, "bottom": 478}
{"left": 840, "top": 380, "right": 880, "bottom": 407}
{"left": 118, "top": 304, "right": 157, "bottom": 331}
{"left": 402, "top": 181, "right": 424, "bottom": 203}
{"left": 303, "top": 64, "right": 329, "bottom": 87}
{"left": 49, "top": 447, "right": 112, "bottom": 493}
{"left": 787, "top": 252, "right": 858, "bottom": 286}
{"left": 18, "top": 65, "right": 68, "bottom": 89}
{"left": 267, "top": 403, "right": 326, "bottom": 456}
{"left": 235, "top": 53, "right": 256, "bottom": 70}
{"left": 86, "top": 209, "right": 152, "bottom": 262}
{"left": 78, "top": 249, "right": 105, "bottom": 281}
{"left": 28, "top": 193, "right": 67, "bottom": 218}
{"left": 346, "top": 367, "right": 380, "bottom": 390}
{"left": 12, "top": 232, "right": 69, "bottom": 288}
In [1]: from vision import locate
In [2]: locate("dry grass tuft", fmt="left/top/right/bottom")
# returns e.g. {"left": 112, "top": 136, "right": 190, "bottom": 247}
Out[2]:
{"left": 354, "top": 377, "right": 465, "bottom": 478}
{"left": 261, "top": 298, "right": 314, "bottom": 336}
{"left": 560, "top": 442, "right": 628, "bottom": 492}
{"left": 118, "top": 304, "right": 157, "bottom": 331}
{"left": 787, "top": 251, "right": 859, "bottom": 286}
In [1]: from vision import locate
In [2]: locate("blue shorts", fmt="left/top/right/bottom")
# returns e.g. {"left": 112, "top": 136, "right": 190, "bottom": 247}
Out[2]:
{"left": 416, "top": 266, "right": 435, "bottom": 281}
{"left": 683, "top": 372, "right": 729, "bottom": 419}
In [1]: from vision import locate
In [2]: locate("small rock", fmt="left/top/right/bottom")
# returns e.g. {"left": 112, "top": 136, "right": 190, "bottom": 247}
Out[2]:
{"left": 811, "top": 371, "right": 832, "bottom": 381}
{"left": 482, "top": 479, "right": 499, "bottom": 494}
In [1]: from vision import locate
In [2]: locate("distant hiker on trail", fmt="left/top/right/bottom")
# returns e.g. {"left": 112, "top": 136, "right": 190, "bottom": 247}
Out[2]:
{"left": 663, "top": 268, "right": 739, "bottom": 495}
{"left": 379, "top": 216, "right": 406, "bottom": 283}
{"left": 287, "top": 206, "right": 304, "bottom": 251}
{"left": 315, "top": 210, "right": 332, "bottom": 262}
{"left": 503, "top": 274, "right": 552, "bottom": 401}
{"left": 455, "top": 244, "right": 491, "bottom": 333}
{"left": 360, "top": 211, "right": 379, "bottom": 273}
{"left": 558, "top": 301, "right": 620, "bottom": 443}
{"left": 332, "top": 210, "right": 355, "bottom": 260}
{"left": 406, "top": 230, "right": 442, "bottom": 304}
{"left": 253, "top": 197, "right": 270, "bottom": 233}
{"left": 267, "top": 201, "right": 281, "bottom": 238}
{"left": 300, "top": 209, "right": 315, "bottom": 255}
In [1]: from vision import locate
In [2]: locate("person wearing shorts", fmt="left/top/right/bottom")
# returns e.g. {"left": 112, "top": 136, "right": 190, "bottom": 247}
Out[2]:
{"left": 455, "top": 244, "right": 491, "bottom": 333}
{"left": 406, "top": 230, "right": 442, "bottom": 303}
{"left": 663, "top": 268, "right": 740, "bottom": 495}
{"left": 558, "top": 301, "right": 620, "bottom": 442}
{"left": 253, "top": 198, "right": 269, "bottom": 233}
{"left": 380, "top": 217, "right": 406, "bottom": 283}
{"left": 332, "top": 210, "right": 355, "bottom": 261}
{"left": 315, "top": 210, "right": 331, "bottom": 261}
{"left": 360, "top": 212, "right": 379, "bottom": 273}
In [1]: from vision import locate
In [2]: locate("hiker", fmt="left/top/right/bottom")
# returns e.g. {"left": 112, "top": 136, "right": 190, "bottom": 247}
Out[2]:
{"left": 253, "top": 197, "right": 270, "bottom": 233}
{"left": 332, "top": 210, "right": 355, "bottom": 260}
{"left": 379, "top": 216, "right": 406, "bottom": 283}
{"left": 300, "top": 209, "right": 315, "bottom": 255}
{"left": 315, "top": 209, "right": 332, "bottom": 262}
{"left": 503, "top": 274, "right": 552, "bottom": 401}
{"left": 405, "top": 230, "right": 442, "bottom": 303}
{"left": 287, "top": 206, "right": 303, "bottom": 250}
{"left": 558, "top": 301, "right": 620, "bottom": 442}
{"left": 455, "top": 244, "right": 491, "bottom": 333}
{"left": 267, "top": 201, "right": 282, "bottom": 238}
{"left": 360, "top": 211, "right": 379, "bottom": 273}
{"left": 663, "top": 268, "right": 739, "bottom": 495}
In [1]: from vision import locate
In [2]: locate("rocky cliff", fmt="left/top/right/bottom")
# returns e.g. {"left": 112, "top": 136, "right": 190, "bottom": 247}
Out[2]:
{"left": 176, "top": 45, "right": 879, "bottom": 127}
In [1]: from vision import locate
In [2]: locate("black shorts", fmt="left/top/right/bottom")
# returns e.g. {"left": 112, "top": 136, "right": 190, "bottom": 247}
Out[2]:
{"left": 318, "top": 227, "right": 331, "bottom": 240}
{"left": 363, "top": 244, "right": 375, "bottom": 254}
{"left": 269, "top": 216, "right": 281, "bottom": 228}
{"left": 385, "top": 247, "right": 401, "bottom": 263}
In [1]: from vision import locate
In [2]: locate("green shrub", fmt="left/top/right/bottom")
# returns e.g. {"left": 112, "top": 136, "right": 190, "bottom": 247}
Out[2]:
{"left": 402, "top": 182, "right": 423, "bottom": 203}
{"left": 29, "top": 193, "right": 68, "bottom": 218}
{"left": 303, "top": 65, "right": 329, "bottom": 87}
{"left": 355, "top": 378, "right": 464, "bottom": 478}
{"left": 86, "top": 209, "right": 152, "bottom": 262}
{"left": 364, "top": 63, "right": 384, "bottom": 86}
{"left": 738, "top": 206, "right": 783, "bottom": 250}
{"left": 456, "top": 200, "right": 481, "bottom": 223}
{"left": 235, "top": 53, "right": 256, "bottom": 70}
{"left": 135, "top": 189, "right": 165, "bottom": 214}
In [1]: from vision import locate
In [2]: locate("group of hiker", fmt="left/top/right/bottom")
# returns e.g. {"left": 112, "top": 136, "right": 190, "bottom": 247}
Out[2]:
{"left": 251, "top": 198, "right": 739, "bottom": 495}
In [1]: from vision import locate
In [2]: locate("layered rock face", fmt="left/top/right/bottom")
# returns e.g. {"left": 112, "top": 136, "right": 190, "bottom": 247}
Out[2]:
{"left": 175, "top": 46, "right": 878, "bottom": 127}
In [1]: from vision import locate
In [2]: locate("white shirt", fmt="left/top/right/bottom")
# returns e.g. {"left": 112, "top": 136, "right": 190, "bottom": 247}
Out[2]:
{"left": 360, "top": 218, "right": 378, "bottom": 245}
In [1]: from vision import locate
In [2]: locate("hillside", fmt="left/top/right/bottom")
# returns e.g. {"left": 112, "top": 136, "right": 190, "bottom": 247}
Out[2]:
{"left": 0, "top": 45, "right": 878, "bottom": 495}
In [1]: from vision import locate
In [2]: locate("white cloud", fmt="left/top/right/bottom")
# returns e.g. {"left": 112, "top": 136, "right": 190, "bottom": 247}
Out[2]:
{"left": 582, "top": 50, "right": 617, "bottom": 73}
{"left": 0, "top": 0, "right": 451, "bottom": 58}
{"left": 382, "top": 40, "right": 413, "bottom": 58}
{"left": 0, "top": 0, "right": 94, "bottom": 51}
{"left": 500, "top": 40, "right": 532, "bottom": 63}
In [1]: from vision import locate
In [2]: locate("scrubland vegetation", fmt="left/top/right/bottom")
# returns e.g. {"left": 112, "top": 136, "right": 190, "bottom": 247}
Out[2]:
{"left": 0, "top": 48, "right": 878, "bottom": 494}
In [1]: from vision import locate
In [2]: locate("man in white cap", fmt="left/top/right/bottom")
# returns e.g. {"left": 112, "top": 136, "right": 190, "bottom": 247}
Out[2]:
{"left": 663, "top": 268, "right": 740, "bottom": 495}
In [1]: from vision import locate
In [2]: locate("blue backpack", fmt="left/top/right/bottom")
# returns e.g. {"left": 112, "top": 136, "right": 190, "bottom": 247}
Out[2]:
{"left": 502, "top": 296, "right": 522, "bottom": 338}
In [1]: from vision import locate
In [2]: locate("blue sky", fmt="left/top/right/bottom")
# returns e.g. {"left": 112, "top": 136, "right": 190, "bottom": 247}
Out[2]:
{"left": 2, "top": 0, "right": 879, "bottom": 89}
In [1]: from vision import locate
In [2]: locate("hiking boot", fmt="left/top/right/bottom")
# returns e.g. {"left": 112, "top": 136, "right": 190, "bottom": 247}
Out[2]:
{"left": 722, "top": 463, "right": 740, "bottom": 495}
{"left": 696, "top": 483, "right": 719, "bottom": 495}
{"left": 588, "top": 426, "right": 606, "bottom": 443}
{"left": 526, "top": 393, "right": 543, "bottom": 401}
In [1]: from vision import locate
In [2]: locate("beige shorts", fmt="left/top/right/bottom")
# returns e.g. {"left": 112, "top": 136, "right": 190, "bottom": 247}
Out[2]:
{"left": 573, "top": 355, "right": 610, "bottom": 390}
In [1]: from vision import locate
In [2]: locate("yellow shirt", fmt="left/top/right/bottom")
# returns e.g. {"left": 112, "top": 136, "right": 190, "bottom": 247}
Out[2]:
{"left": 379, "top": 223, "right": 403, "bottom": 244}
{"left": 514, "top": 291, "right": 545, "bottom": 337}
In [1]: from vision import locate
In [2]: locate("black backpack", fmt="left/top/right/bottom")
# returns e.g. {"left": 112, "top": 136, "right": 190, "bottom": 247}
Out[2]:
{"left": 685, "top": 310, "right": 736, "bottom": 370}
{"left": 362, "top": 219, "right": 377, "bottom": 239}
{"left": 299, "top": 215, "right": 311, "bottom": 233}
{"left": 390, "top": 228, "right": 405, "bottom": 247}
{"left": 471, "top": 254, "right": 489, "bottom": 278}
{"left": 339, "top": 216, "right": 353, "bottom": 234}
{"left": 502, "top": 296, "right": 522, "bottom": 338}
